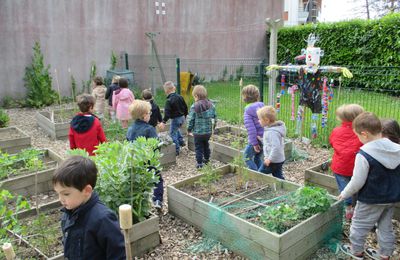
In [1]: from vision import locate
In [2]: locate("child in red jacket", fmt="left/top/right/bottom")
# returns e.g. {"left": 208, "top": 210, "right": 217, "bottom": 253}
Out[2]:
{"left": 329, "top": 104, "right": 364, "bottom": 220}
{"left": 69, "top": 94, "right": 107, "bottom": 156}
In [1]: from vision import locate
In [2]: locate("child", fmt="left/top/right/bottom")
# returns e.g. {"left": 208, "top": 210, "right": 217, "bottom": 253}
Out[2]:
{"left": 242, "top": 85, "right": 264, "bottom": 171}
{"left": 53, "top": 156, "right": 126, "bottom": 259}
{"left": 91, "top": 76, "right": 107, "bottom": 119}
{"left": 112, "top": 78, "right": 135, "bottom": 128}
{"left": 187, "top": 85, "right": 217, "bottom": 169}
{"left": 159, "top": 81, "right": 188, "bottom": 155}
{"left": 381, "top": 118, "right": 400, "bottom": 144}
{"left": 329, "top": 104, "right": 364, "bottom": 220}
{"left": 126, "top": 100, "right": 164, "bottom": 210}
{"left": 256, "top": 106, "right": 286, "bottom": 179}
{"left": 105, "top": 75, "right": 120, "bottom": 122}
{"left": 339, "top": 112, "right": 400, "bottom": 260}
{"left": 142, "top": 89, "right": 162, "bottom": 128}
{"left": 69, "top": 94, "right": 107, "bottom": 156}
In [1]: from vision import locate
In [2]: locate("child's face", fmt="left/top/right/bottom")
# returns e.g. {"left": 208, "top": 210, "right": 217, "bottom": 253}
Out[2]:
{"left": 165, "top": 87, "right": 175, "bottom": 95}
{"left": 259, "top": 116, "right": 269, "bottom": 127}
{"left": 54, "top": 183, "right": 92, "bottom": 210}
{"left": 143, "top": 110, "right": 151, "bottom": 123}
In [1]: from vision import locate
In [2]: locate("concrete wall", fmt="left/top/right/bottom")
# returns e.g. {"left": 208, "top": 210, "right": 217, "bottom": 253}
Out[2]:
{"left": 0, "top": 0, "right": 283, "bottom": 99}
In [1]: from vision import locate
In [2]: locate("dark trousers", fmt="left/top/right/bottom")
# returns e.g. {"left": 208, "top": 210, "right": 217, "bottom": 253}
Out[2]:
{"left": 153, "top": 170, "right": 164, "bottom": 202}
{"left": 258, "top": 162, "right": 285, "bottom": 180}
{"left": 194, "top": 134, "right": 211, "bottom": 166}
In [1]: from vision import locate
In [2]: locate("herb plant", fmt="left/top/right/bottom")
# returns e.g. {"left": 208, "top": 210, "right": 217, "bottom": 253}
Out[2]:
{"left": 0, "top": 148, "right": 45, "bottom": 180}
{"left": 0, "top": 109, "right": 10, "bottom": 128}
{"left": 93, "top": 139, "right": 161, "bottom": 223}
{"left": 232, "top": 154, "right": 249, "bottom": 190}
{"left": 196, "top": 164, "right": 221, "bottom": 195}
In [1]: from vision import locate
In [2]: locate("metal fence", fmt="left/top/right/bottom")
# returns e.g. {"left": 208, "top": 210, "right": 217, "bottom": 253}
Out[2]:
{"left": 124, "top": 55, "right": 400, "bottom": 145}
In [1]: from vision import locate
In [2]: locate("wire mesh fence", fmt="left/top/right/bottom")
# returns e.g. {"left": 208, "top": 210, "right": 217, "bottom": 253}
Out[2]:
{"left": 124, "top": 54, "right": 400, "bottom": 146}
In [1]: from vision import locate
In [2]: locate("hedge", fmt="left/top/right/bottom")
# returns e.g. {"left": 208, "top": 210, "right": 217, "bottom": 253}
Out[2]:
{"left": 272, "top": 13, "right": 400, "bottom": 92}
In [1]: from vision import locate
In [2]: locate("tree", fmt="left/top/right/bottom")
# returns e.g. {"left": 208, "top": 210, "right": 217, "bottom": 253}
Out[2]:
{"left": 349, "top": 0, "right": 400, "bottom": 19}
{"left": 24, "top": 42, "right": 58, "bottom": 107}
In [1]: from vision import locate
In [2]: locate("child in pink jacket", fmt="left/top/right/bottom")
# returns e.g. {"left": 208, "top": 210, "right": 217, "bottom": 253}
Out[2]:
{"left": 112, "top": 78, "right": 134, "bottom": 128}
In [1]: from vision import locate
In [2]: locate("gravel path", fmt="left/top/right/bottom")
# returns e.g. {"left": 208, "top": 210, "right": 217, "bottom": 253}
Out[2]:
{"left": 4, "top": 106, "right": 399, "bottom": 259}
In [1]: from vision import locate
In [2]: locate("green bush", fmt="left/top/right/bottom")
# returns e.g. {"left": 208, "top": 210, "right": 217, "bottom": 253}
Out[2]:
{"left": 23, "top": 42, "right": 58, "bottom": 108}
{"left": 0, "top": 109, "right": 9, "bottom": 128}
{"left": 273, "top": 13, "right": 400, "bottom": 91}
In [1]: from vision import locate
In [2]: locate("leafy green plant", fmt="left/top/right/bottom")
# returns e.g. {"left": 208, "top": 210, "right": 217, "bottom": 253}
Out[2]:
{"left": 232, "top": 154, "right": 249, "bottom": 190}
{"left": 196, "top": 164, "right": 221, "bottom": 195}
{"left": 260, "top": 186, "right": 332, "bottom": 234}
{"left": 23, "top": 42, "right": 58, "bottom": 108}
{"left": 93, "top": 139, "right": 161, "bottom": 223}
{"left": 70, "top": 74, "right": 77, "bottom": 101}
{"left": 110, "top": 51, "right": 117, "bottom": 70}
{"left": 0, "top": 109, "right": 10, "bottom": 128}
{"left": 0, "top": 189, "right": 30, "bottom": 243}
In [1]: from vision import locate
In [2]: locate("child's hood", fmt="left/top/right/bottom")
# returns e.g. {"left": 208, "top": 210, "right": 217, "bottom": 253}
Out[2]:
{"left": 266, "top": 120, "right": 286, "bottom": 137}
{"left": 194, "top": 99, "right": 213, "bottom": 115}
{"left": 361, "top": 138, "right": 400, "bottom": 169}
{"left": 71, "top": 113, "right": 95, "bottom": 133}
{"left": 115, "top": 88, "right": 132, "bottom": 100}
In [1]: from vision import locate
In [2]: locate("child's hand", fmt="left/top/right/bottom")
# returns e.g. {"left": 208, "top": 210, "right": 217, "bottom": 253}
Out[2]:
{"left": 158, "top": 122, "right": 165, "bottom": 130}
{"left": 253, "top": 145, "right": 261, "bottom": 153}
{"left": 264, "top": 158, "right": 271, "bottom": 166}
{"left": 188, "top": 132, "right": 193, "bottom": 136}
{"left": 257, "top": 136, "right": 263, "bottom": 142}
{"left": 337, "top": 194, "right": 344, "bottom": 201}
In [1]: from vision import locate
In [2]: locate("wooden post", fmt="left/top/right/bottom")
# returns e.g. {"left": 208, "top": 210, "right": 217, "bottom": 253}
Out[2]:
{"left": 265, "top": 18, "right": 283, "bottom": 106}
{"left": 2, "top": 243, "right": 16, "bottom": 260}
{"left": 119, "top": 204, "right": 133, "bottom": 260}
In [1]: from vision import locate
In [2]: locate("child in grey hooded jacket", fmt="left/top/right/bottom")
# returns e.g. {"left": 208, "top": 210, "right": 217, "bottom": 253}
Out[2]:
{"left": 256, "top": 105, "right": 286, "bottom": 179}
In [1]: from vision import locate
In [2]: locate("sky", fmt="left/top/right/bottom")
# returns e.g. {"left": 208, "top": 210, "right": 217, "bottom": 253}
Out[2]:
{"left": 320, "top": 0, "right": 366, "bottom": 22}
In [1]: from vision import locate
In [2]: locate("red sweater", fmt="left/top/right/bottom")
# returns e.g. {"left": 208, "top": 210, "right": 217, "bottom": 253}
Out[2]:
{"left": 69, "top": 113, "right": 107, "bottom": 156}
{"left": 329, "top": 121, "right": 363, "bottom": 176}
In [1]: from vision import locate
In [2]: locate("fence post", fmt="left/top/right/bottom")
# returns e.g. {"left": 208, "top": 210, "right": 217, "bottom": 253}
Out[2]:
{"left": 125, "top": 53, "right": 129, "bottom": 70}
{"left": 176, "top": 57, "right": 181, "bottom": 94}
{"left": 259, "top": 61, "right": 265, "bottom": 102}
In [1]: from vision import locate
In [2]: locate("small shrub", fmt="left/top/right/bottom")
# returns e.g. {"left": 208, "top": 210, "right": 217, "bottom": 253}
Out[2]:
{"left": 196, "top": 164, "right": 221, "bottom": 195}
{"left": 23, "top": 42, "right": 58, "bottom": 108}
{"left": 0, "top": 109, "right": 10, "bottom": 128}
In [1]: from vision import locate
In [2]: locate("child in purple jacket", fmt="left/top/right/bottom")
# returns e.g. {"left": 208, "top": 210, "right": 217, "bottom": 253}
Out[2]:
{"left": 242, "top": 85, "right": 264, "bottom": 171}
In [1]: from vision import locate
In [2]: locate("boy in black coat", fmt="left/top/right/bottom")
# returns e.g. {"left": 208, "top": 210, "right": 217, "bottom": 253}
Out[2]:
{"left": 53, "top": 156, "right": 126, "bottom": 260}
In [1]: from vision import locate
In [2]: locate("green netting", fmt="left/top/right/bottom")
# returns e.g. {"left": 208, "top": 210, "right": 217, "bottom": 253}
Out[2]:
{"left": 185, "top": 185, "right": 344, "bottom": 259}
{"left": 287, "top": 143, "right": 309, "bottom": 162}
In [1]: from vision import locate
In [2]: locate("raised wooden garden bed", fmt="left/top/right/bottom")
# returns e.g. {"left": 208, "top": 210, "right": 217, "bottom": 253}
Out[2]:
{"left": 0, "top": 149, "right": 63, "bottom": 196}
{"left": 9, "top": 200, "right": 160, "bottom": 259}
{"left": 305, "top": 161, "right": 400, "bottom": 221}
{"left": 188, "top": 126, "right": 293, "bottom": 164}
{"left": 35, "top": 108, "right": 77, "bottom": 140}
{"left": 160, "top": 143, "right": 176, "bottom": 166}
{"left": 0, "top": 126, "right": 31, "bottom": 154}
{"left": 168, "top": 164, "right": 342, "bottom": 260}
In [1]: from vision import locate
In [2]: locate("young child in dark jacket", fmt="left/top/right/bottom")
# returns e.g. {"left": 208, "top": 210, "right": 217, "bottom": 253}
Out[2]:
{"left": 142, "top": 89, "right": 162, "bottom": 128}
{"left": 339, "top": 112, "right": 400, "bottom": 260}
{"left": 53, "top": 156, "right": 126, "bottom": 260}
{"left": 159, "top": 81, "right": 188, "bottom": 155}
{"left": 187, "top": 85, "right": 217, "bottom": 169}
{"left": 126, "top": 100, "right": 164, "bottom": 210}
{"left": 69, "top": 94, "right": 107, "bottom": 156}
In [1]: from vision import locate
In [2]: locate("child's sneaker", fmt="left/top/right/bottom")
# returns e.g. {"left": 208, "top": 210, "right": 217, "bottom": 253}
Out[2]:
{"left": 153, "top": 200, "right": 163, "bottom": 210}
{"left": 345, "top": 207, "right": 354, "bottom": 220}
{"left": 339, "top": 244, "right": 364, "bottom": 260}
{"left": 365, "top": 248, "right": 390, "bottom": 260}
{"left": 196, "top": 163, "right": 204, "bottom": 169}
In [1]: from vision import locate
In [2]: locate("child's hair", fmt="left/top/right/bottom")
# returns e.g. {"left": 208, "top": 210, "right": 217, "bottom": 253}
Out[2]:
{"left": 77, "top": 94, "right": 95, "bottom": 112}
{"left": 257, "top": 105, "right": 276, "bottom": 123}
{"left": 119, "top": 78, "right": 128, "bottom": 88}
{"left": 242, "top": 85, "right": 260, "bottom": 103}
{"left": 192, "top": 85, "right": 207, "bottom": 100}
{"left": 141, "top": 89, "right": 153, "bottom": 100}
{"left": 163, "top": 81, "right": 175, "bottom": 92}
{"left": 381, "top": 119, "right": 400, "bottom": 144}
{"left": 52, "top": 156, "right": 97, "bottom": 191}
{"left": 111, "top": 75, "right": 121, "bottom": 84}
{"left": 93, "top": 76, "right": 104, "bottom": 86}
{"left": 353, "top": 112, "right": 382, "bottom": 135}
{"left": 129, "top": 100, "right": 151, "bottom": 120}
{"left": 336, "top": 104, "right": 364, "bottom": 122}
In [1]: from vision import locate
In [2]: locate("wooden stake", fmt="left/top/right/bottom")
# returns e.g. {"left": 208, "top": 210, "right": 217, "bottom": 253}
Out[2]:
{"left": 2, "top": 243, "right": 16, "bottom": 260}
{"left": 119, "top": 204, "right": 133, "bottom": 260}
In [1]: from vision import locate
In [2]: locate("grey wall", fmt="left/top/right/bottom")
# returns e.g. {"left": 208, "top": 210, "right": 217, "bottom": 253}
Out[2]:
{"left": 0, "top": 0, "right": 283, "bottom": 99}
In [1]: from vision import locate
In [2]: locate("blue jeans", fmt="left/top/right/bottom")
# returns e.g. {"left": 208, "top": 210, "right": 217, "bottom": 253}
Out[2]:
{"left": 334, "top": 173, "right": 353, "bottom": 206}
{"left": 258, "top": 162, "right": 285, "bottom": 179}
{"left": 194, "top": 134, "right": 211, "bottom": 166}
{"left": 170, "top": 116, "right": 185, "bottom": 154}
{"left": 243, "top": 143, "right": 263, "bottom": 171}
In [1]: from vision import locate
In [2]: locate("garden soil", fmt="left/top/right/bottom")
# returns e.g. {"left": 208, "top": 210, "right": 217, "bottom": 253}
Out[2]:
{"left": 5, "top": 106, "right": 400, "bottom": 260}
